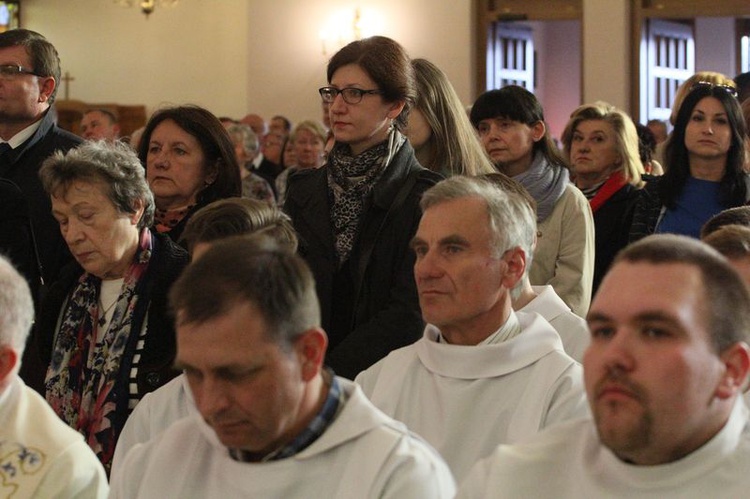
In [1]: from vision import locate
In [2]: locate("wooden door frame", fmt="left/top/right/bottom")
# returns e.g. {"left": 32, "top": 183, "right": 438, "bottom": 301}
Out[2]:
{"left": 474, "top": 0, "right": 582, "bottom": 98}
{"left": 631, "top": 0, "right": 750, "bottom": 122}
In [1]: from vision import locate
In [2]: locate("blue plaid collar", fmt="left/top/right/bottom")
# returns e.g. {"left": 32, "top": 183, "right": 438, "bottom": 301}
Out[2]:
{"left": 229, "top": 370, "right": 344, "bottom": 463}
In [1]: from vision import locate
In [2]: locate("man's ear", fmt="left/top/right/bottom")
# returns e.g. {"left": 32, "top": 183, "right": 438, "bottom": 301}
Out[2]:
{"left": 716, "top": 342, "right": 750, "bottom": 399}
{"left": 294, "top": 328, "right": 328, "bottom": 382}
{"left": 501, "top": 247, "right": 526, "bottom": 290}
{"left": 39, "top": 76, "right": 56, "bottom": 104}
{"left": 0, "top": 346, "right": 18, "bottom": 386}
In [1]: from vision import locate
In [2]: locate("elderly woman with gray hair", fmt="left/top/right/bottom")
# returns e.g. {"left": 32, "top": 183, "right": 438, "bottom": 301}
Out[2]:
{"left": 21, "top": 140, "right": 189, "bottom": 473}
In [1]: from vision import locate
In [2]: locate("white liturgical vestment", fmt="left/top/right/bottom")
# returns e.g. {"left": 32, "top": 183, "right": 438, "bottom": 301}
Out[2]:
{"left": 356, "top": 311, "right": 588, "bottom": 481}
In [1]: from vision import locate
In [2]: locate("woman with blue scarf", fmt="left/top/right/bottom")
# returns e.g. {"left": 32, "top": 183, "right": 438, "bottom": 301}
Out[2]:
{"left": 471, "top": 86, "right": 594, "bottom": 317}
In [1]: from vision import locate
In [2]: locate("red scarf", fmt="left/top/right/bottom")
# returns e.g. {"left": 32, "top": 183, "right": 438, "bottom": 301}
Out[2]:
{"left": 589, "top": 171, "right": 627, "bottom": 213}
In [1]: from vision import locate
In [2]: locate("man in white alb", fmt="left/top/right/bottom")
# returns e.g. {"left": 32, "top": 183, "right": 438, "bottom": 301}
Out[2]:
{"left": 110, "top": 236, "right": 455, "bottom": 498}
{"left": 356, "top": 176, "right": 588, "bottom": 482}
{"left": 459, "top": 234, "right": 750, "bottom": 498}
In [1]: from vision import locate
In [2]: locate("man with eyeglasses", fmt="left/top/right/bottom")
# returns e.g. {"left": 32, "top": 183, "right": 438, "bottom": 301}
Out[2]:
{"left": 0, "top": 29, "right": 80, "bottom": 311}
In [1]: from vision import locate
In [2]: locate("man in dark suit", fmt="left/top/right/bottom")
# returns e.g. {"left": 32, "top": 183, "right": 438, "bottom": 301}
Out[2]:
{"left": 0, "top": 29, "right": 81, "bottom": 300}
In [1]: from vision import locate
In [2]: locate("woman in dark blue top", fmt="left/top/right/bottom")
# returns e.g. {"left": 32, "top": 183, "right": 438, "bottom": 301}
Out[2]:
{"left": 630, "top": 82, "right": 749, "bottom": 241}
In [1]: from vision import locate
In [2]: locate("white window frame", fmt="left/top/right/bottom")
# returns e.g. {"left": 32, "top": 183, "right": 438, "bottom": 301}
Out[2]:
{"left": 486, "top": 23, "right": 535, "bottom": 91}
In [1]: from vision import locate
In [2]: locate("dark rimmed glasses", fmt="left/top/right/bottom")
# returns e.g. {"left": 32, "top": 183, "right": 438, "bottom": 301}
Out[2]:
{"left": 0, "top": 64, "right": 43, "bottom": 79}
{"left": 319, "top": 86, "right": 382, "bottom": 105}
{"left": 690, "top": 81, "right": 738, "bottom": 98}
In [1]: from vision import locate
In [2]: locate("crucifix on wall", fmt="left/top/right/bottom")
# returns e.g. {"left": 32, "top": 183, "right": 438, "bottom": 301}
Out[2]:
{"left": 60, "top": 71, "right": 75, "bottom": 101}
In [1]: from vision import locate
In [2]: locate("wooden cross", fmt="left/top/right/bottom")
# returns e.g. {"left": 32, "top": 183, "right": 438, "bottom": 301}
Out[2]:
{"left": 60, "top": 71, "right": 75, "bottom": 101}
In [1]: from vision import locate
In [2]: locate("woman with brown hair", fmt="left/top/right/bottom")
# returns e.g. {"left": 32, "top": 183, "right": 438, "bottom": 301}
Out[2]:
{"left": 284, "top": 36, "right": 442, "bottom": 378}
{"left": 138, "top": 105, "right": 242, "bottom": 244}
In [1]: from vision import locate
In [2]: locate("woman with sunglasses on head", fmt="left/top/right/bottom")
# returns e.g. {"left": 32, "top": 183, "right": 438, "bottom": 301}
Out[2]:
{"left": 284, "top": 36, "right": 441, "bottom": 379}
{"left": 630, "top": 82, "right": 750, "bottom": 241}
{"left": 653, "top": 71, "right": 735, "bottom": 168}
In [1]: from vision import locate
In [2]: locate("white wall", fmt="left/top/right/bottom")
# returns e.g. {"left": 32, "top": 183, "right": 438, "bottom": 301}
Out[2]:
{"left": 23, "top": 0, "right": 474, "bottom": 124}
{"left": 24, "top": 0, "right": 250, "bottom": 117}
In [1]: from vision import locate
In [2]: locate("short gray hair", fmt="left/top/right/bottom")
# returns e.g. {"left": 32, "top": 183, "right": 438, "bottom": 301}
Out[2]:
{"left": 226, "top": 123, "right": 259, "bottom": 157}
{"left": 420, "top": 176, "right": 537, "bottom": 293}
{"left": 39, "top": 140, "right": 155, "bottom": 228}
{"left": 0, "top": 256, "right": 34, "bottom": 357}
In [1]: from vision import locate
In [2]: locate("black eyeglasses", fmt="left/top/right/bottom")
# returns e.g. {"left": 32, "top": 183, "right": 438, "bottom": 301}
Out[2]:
{"left": 690, "top": 81, "right": 738, "bottom": 98}
{"left": 319, "top": 86, "right": 381, "bottom": 105}
{"left": 0, "top": 64, "right": 42, "bottom": 78}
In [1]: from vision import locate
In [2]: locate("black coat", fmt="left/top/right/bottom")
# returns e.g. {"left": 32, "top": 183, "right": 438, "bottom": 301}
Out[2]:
{"left": 20, "top": 231, "right": 189, "bottom": 432}
{"left": 591, "top": 183, "right": 638, "bottom": 295}
{"left": 0, "top": 179, "right": 38, "bottom": 302}
{"left": 252, "top": 156, "right": 284, "bottom": 195}
{"left": 628, "top": 176, "right": 663, "bottom": 244}
{"left": 285, "top": 142, "right": 442, "bottom": 379}
{"left": 0, "top": 109, "right": 82, "bottom": 296}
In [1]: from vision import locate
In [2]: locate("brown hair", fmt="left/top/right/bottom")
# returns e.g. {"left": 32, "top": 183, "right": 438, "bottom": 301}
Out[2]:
{"left": 170, "top": 235, "right": 319, "bottom": 349}
{"left": 327, "top": 36, "right": 415, "bottom": 131}
{"left": 138, "top": 105, "right": 241, "bottom": 207}
{"left": 180, "top": 197, "right": 297, "bottom": 255}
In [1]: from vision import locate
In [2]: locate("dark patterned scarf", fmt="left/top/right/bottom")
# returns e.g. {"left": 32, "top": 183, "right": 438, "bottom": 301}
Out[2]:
{"left": 45, "top": 229, "right": 153, "bottom": 472}
{"left": 327, "top": 129, "right": 405, "bottom": 265}
{"left": 153, "top": 205, "right": 195, "bottom": 234}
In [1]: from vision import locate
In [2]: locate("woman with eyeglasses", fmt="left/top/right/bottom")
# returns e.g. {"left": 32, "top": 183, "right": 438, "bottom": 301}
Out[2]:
{"left": 284, "top": 36, "right": 441, "bottom": 379}
{"left": 630, "top": 82, "right": 750, "bottom": 241}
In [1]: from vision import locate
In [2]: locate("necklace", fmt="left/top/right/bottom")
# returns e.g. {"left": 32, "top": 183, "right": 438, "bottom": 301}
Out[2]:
{"left": 98, "top": 296, "right": 118, "bottom": 327}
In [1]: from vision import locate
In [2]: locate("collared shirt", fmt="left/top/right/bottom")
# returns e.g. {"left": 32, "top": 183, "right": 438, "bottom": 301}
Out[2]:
{"left": 250, "top": 153, "right": 264, "bottom": 170}
{"left": 228, "top": 370, "right": 345, "bottom": 463}
{"left": 2, "top": 118, "right": 43, "bottom": 147}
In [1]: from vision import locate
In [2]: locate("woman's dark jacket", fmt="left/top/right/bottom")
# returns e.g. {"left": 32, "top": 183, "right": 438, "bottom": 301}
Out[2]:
{"left": 284, "top": 141, "right": 442, "bottom": 379}
{"left": 592, "top": 183, "right": 639, "bottom": 294}
{"left": 20, "top": 231, "right": 189, "bottom": 430}
{"left": 628, "top": 176, "right": 663, "bottom": 244}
